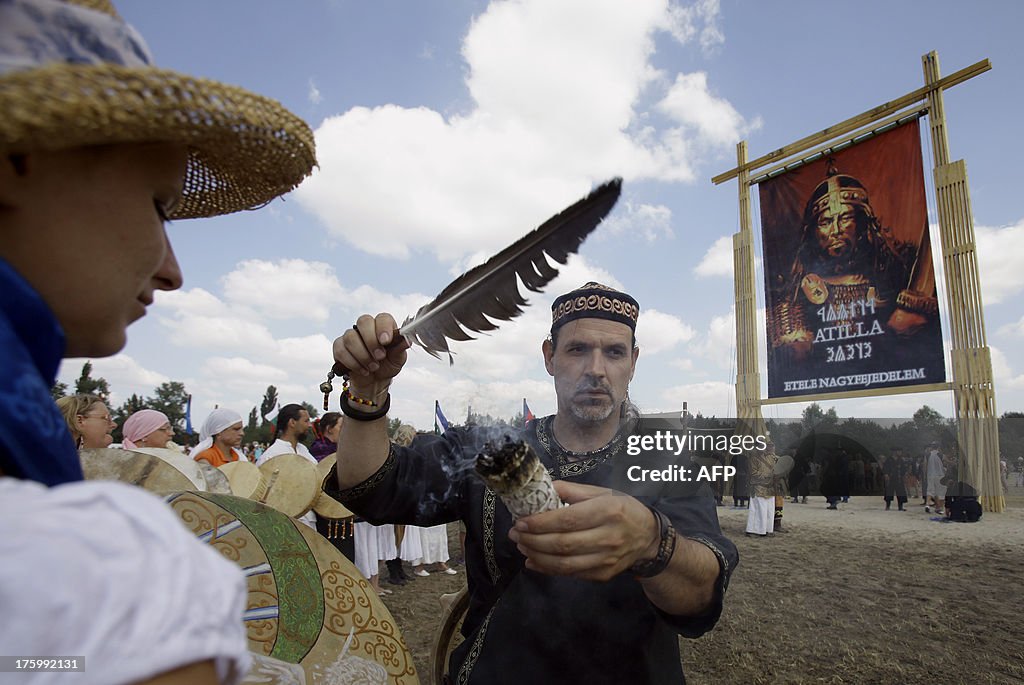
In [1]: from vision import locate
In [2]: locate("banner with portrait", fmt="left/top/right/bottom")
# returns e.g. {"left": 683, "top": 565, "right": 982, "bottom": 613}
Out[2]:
{"left": 759, "top": 119, "right": 946, "bottom": 399}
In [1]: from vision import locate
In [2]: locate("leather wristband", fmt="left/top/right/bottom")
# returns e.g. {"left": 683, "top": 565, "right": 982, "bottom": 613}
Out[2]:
{"left": 340, "top": 391, "right": 391, "bottom": 421}
{"left": 629, "top": 506, "right": 677, "bottom": 579}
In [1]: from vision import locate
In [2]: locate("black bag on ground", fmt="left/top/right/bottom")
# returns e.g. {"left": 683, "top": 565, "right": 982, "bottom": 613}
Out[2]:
{"left": 945, "top": 481, "right": 982, "bottom": 523}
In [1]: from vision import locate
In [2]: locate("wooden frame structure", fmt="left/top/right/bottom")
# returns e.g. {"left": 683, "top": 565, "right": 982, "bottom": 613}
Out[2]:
{"left": 714, "top": 52, "right": 1003, "bottom": 512}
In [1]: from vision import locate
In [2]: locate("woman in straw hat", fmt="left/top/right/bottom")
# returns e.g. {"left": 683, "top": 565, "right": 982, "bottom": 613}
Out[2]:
{"left": 0, "top": 0, "right": 315, "bottom": 682}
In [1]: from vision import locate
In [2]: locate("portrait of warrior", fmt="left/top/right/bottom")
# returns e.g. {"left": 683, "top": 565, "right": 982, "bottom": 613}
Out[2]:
{"left": 770, "top": 160, "right": 938, "bottom": 359}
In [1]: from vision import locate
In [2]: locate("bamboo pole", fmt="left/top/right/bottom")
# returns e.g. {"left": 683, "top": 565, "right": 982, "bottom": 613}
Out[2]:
{"left": 713, "top": 58, "right": 990, "bottom": 185}
{"left": 733, "top": 142, "right": 765, "bottom": 439}
{"left": 750, "top": 107, "right": 926, "bottom": 185}
{"left": 923, "top": 51, "right": 1003, "bottom": 512}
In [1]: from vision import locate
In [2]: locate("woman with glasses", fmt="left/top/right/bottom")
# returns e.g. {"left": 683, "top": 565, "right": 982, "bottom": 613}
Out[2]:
{"left": 122, "top": 409, "right": 175, "bottom": 450}
{"left": 56, "top": 394, "right": 116, "bottom": 449}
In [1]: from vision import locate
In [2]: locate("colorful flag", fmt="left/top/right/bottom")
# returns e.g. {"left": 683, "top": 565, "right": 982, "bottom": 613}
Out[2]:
{"left": 263, "top": 402, "right": 280, "bottom": 425}
{"left": 523, "top": 398, "right": 535, "bottom": 427}
{"left": 434, "top": 400, "right": 451, "bottom": 434}
{"left": 185, "top": 394, "right": 193, "bottom": 435}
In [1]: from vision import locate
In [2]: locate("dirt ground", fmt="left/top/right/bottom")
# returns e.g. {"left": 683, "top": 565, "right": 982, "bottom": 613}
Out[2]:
{"left": 379, "top": 484, "right": 1024, "bottom": 684}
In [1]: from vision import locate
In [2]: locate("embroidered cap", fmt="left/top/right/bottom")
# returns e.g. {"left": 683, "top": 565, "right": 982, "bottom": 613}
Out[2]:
{"left": 0, "top": 0, "right": 315, "bottom": 219}
{"left": 550, "top": 282, "right": 639, "bottom": 334}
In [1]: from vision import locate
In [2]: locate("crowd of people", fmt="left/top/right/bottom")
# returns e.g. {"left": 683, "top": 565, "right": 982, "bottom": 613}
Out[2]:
{"left": 720, "top": 437, "right": 988, "bottom": 536}
{"left": 3, "top": 1, "right": 1011, "bottom": 683}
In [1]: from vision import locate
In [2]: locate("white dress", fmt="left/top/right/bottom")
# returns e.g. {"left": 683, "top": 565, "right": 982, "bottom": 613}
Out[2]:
{"left": 398, "top": 524, "right": 423, "bottom": 562}
{"left": 376, "top": 523, "right": 398, "bottom": 560}
{"left": 0, "top": 478, "right": 250, "bottom": 685}
{"left": 417, "top": 524, "right": 451, "bottom": 565}
{"left": 353, "top": 521, "right": 383, "bottom": 580}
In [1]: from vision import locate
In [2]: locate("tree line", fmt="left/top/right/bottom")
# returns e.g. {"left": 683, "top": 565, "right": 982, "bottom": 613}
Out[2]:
{"left": 685, "top": 403, "right": 1024, "bottom": 462}
{"left": 54, "top": 363, "right": 1024, "bottom": 460}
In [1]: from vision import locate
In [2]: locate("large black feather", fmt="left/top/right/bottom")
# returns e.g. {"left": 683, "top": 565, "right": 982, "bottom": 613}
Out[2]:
{"left": 400, "top": 178, "right": 622, "bottom": 361}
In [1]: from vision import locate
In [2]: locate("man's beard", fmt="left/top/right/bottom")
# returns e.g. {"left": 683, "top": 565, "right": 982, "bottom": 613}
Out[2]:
{"left": 568, "top": 378, "right": 617, "bottom": 423}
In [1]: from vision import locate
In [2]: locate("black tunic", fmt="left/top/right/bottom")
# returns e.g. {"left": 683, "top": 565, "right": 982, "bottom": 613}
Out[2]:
{"left": 326, "top": 416, "right": 738, "bottom": 684}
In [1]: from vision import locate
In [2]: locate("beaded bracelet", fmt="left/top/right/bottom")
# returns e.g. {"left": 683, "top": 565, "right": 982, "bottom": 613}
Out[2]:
{"left": 629, "top": 506, "right": 677, "bottom": 579}
{"left": 342, "top": 378, "right": 380, "bottom": 407}
{"left": 340, "top": 390, "right": 391, "bottom": 422}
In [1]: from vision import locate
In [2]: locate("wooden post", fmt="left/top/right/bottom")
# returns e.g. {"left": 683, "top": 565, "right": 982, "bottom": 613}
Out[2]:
{"left": 923, "top": 51, "right": 1003, "bottom": 512}
{"left": 733, "top": 141, "right": 765, "bottom": 438}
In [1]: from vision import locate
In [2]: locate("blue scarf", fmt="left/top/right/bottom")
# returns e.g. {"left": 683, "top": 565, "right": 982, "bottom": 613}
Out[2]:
{"left": 0, "top": 258, "right": 83, "bottom": 485}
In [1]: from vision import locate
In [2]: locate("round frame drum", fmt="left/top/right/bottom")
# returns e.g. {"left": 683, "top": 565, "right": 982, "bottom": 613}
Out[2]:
{"left": 167, "top": 492, "right": 418, "bottom": 684}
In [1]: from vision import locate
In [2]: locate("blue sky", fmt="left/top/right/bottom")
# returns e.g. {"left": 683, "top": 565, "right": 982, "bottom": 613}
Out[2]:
{"left": 60, "top": 0, "right": 1024, "bottom": 431}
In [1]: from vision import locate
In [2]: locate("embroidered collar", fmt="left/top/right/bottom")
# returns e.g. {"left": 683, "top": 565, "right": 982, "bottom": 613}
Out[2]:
{"left": 532, "top": 415, "right": 631, "bottom": 478}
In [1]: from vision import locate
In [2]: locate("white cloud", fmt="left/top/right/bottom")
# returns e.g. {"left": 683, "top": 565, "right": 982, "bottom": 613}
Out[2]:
{"left": 599, "top": 201, "right": 674, "bottom": 243}
{"left": 976, "top": 219, "right": 1024, "bottom": 305}
{"left": 662, "top": 0, "right": 724, "bottom": 53}
{"left": 294, "top": 0, "right": 755, "bottom": 262}
{"left": 221, "top": 259, "right": 343, "bottom": 323}
{"left": 999, "top": 316, "right": 1024, "bottom": 338}
{"left": 990, "top": 346, "right": 1024, "bottom": 391}
{"left": 669, "top": 357, "right": 694, "bottom": 371}
{"left": 157, "top": 288, "right": 229, "bottom": 317}
{"left": 308, "top": 77, "right": 322, "bottom": 105}
{"left": 659, "top": 380, "right": 735, "bottom": 418}
{"left": 691, "top": 307, "right": 734, "bottom": 370}
{"left": 685, "top": 306, "right": 766, "bottom": 378}
{"left": 656, "top": 71, "right": 760, "bottom": 148}
{"left": 694, "top": 235, "right": 733, "bottom": 278}
{"left": 58, "top": 354, "right": 169, "bottom": 406}
{"left": 636, "top": 309, "right": 696, "bottom": 355}
{"left": 156, "top": 310, "right": 277, "bottom": 356}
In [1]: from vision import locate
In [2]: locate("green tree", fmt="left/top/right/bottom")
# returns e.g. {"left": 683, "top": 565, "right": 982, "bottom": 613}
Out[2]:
{"left": 242, "top": 407, "right": 276, "bottom": 445}
{"left": 838, "top": 417, "right": 888, "bottom": 463}
{"left": 147, "top": 381, "right": 190, "bottom": 442}
{"left": 912, "top": 405, "right": 944, "bottom": 433}
{"left": 300, "top": 401, "right": 320, "bottom": 420}
{"left": 801, "top": 403, "right": 839, "bottom": 432}
{"left": 50, "top": 381, "right": 68, "bottom": 401}
{"left": 908, "top": 405, "right": 954, "bottom": 455}
{"left": 998, "top": 411, "right": 1024, "bottom": 461}
{"left": 466, "top": 410, "right": 516, "bottom": 429}
{"left": 74, "top": 361, "right": 110, "bottom": 402}
{"left": 767, "top": 418, "right": 804, "bottom": 455}
{"left": 260, "top": 385, "right": 278, "bottom": 423}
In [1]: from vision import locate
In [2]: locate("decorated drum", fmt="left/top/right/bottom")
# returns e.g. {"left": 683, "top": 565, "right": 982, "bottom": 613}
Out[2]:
{"left": 168, "top": 491, "right": 418, "bottom": 684}
{"left": 133, "top": 446, "right": 208, "bottom": 490}
{"left": 80, "top": 448, "right": 195, "bottom": 494}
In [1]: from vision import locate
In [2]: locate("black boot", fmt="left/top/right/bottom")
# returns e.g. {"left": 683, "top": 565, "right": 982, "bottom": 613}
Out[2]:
{"left": 397, "top": 559, "right": 411, "bottom": 581}
{"left": 386, "top": 558, "right": 405, "bottom": 585}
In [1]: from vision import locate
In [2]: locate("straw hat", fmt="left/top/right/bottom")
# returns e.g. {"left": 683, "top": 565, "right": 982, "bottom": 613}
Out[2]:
{"left": 0, "top": 0, "right": 316, "bottom": 219}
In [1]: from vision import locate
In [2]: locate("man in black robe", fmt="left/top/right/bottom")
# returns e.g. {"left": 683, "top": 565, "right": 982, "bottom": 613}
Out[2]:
{"left": 328, "top": 282, "right": 738, "bottom": 683}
